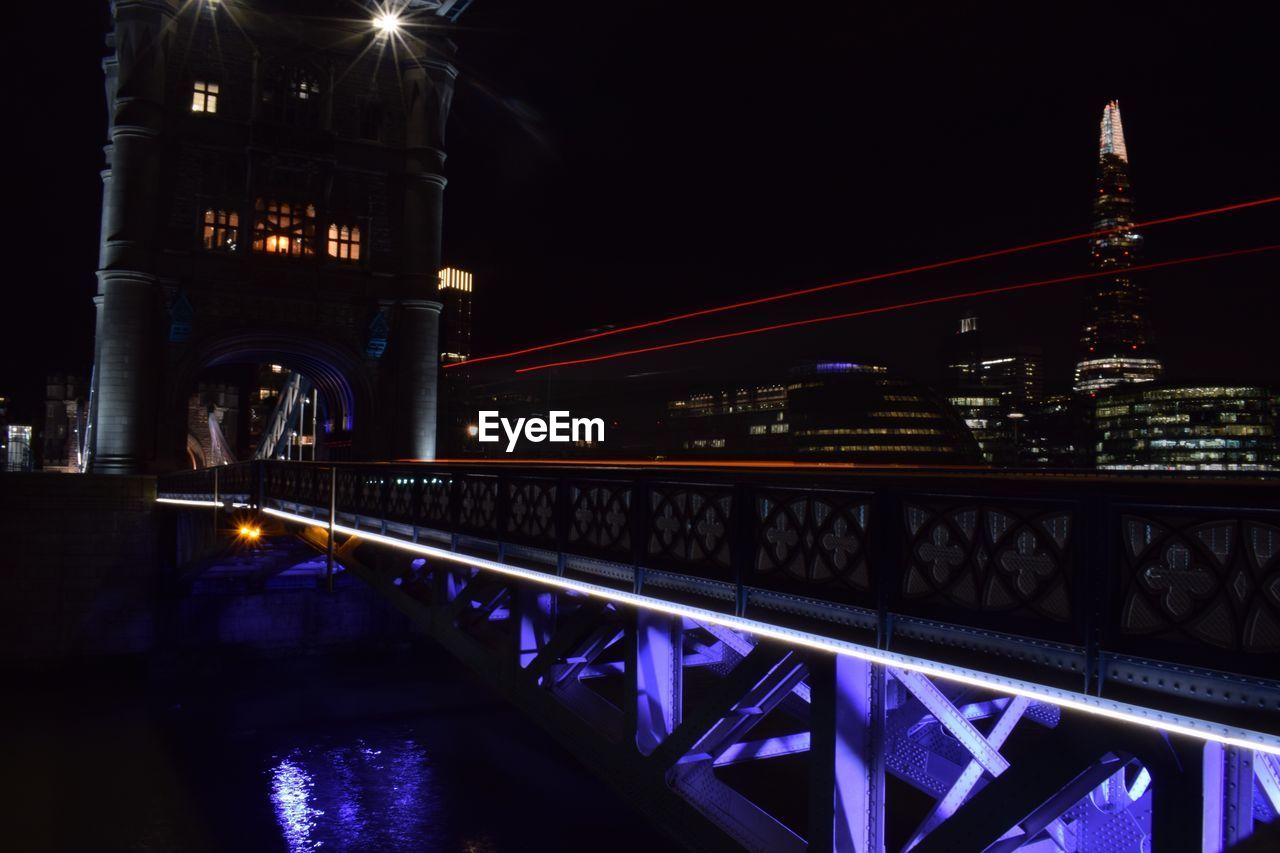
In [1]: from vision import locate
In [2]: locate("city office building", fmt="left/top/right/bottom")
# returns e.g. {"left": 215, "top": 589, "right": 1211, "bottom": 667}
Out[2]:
{"left": 939, "top": 313, "right": 1043, "bottom": 464}
{"left": 0, "top": 395, "right": 9, "bottom": 470}
{"left": 1074, "top": 101, "right": 1163, "bottom": 394}
{"left": 438, "top": 267, "right": 474, "bottom": 454}
{"left": 666, "top": 362, "right": 981, "bottom": 465}
{"left": 667, "top": 383, "right": 789, "bottom": 455}
{"left": 945, "top": 393, "right": 1008, "bottom": 464}
{"left": 5, "top": 425, "right": 34, "bottom": 472}
{"left": 1094, "top": 384, "right": 1279, "bottom": 471}
{"left": 42, "top": 375, "right": 90, "bottom": 473}
{"left": 1018, "top": 394, "right": 1090, "bottom": 469}
{"left": 438, "top": 267, "right": 474, "bottom": 366}
{"left": 941, "top": 312, "right": 1043, "bottom": 409}
{"left": 789, "top": 363, "right": 980, "bottom": 464}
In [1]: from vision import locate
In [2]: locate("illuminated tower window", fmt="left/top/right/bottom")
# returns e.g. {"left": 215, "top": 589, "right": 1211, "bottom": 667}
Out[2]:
{"left": 201, "top": 208, "right": 238, "bottom": 251}
{"left": 327, "top": 224, "right": 362, "bottom": 261}
{"left": 253, "top": 199, "right": 316, "bottom": 256}
{"left": 293, "top": 75, "right": 320, "bottom": 101}
{"left": 191, "top": 80, "right": 219, "bottom": 113}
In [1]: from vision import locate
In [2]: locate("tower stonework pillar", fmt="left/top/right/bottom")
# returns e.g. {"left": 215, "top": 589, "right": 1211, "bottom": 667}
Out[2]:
{"left": 389, "top": 47, "right": 457, "bottom": 459}
{"left": 90, "top": 0, "right": 176, "bottom": 473}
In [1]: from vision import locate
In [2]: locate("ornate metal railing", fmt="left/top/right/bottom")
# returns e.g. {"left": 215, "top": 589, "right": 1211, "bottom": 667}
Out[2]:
{"left": 158, "top": 460, "right": 1280, "bottom": 737}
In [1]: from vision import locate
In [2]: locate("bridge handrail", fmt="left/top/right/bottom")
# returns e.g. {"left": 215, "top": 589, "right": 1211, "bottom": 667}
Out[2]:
{"left": 158, "top": 460, "right": 1280, "bottom": 734}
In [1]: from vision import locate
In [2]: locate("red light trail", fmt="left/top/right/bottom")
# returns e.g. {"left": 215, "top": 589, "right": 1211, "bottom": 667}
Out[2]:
{"left": 514, "top": 245, "right": 1279, "bottom": 373}
{"left": 446, "top": 195, "right": 1280, "bottom": 371}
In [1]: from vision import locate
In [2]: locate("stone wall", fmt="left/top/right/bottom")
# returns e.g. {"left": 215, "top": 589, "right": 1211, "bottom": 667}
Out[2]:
{"left": 0, "top": 474, "right": 409, "bottom": 666}
{"left": 0, "top": 474, "right": 161, "bottom": 662}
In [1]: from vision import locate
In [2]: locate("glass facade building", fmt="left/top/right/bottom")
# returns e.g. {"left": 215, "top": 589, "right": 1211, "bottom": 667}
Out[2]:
{"left": 938, "top": 313, "right": 1042, "bottom": 464}
{"left": 5, "top": 425, "right": 34, "bottom": 472}
{"left": 666, "top": 363, "right": 981, "bottom": 464}
{"left": 438, "top": 267, "right": 474, "bottom": 454}
{"left": 1074, "top": 101, "right": 1163, "bottom": 394}
{"left": 1094, "top": 385, "right": 1279, "bottom": 471}
{"left": 438, "top": 267, "right": 474, "bottom": 366}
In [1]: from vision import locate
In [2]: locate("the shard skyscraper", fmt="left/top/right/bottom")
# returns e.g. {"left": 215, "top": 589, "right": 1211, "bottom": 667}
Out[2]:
{"left": 1073, "top": 100, "right": 1163, "bottom": 393}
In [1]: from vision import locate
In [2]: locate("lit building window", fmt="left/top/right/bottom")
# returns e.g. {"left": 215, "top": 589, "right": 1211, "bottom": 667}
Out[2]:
{"left": 439, "top": 268, "right": 474, "bottom": 292}
{"left": 201, "top": 208, "right": 238, "bottom": 251}
{"left": 192, "top": 80, "right": 219, "bottom": 113}
{"left": 293, "top": 75, "right": 320, "bottom": 101}
{"left": 253, "top": 199, "right": 316, "bottom": 256}
{"left": 327, "top": 224, "right": 362, "bottom": 261}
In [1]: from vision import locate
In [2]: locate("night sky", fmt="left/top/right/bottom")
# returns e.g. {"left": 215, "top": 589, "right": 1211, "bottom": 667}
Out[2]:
{"left": 3, "top": 2, "right": 1277, "bottom": 421}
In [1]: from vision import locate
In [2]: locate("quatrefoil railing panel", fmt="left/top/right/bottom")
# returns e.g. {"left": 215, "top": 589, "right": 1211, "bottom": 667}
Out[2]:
{"left": 901, "top": 501, "right": 1075, "bottom": 626}
{"left": 753, "top": 489, "right": 873, "bottom": 603}
{"left": 647, "top": 485, "right": 733, "bottom": 576}
{"left": 567, "top": 482, "right": 633, "bottom": 556}
{"left": 506, "top": 479, "right": 558, "bottom": 545}
{"left": 1119, "top": 515, "right": 1280, "bottom": 652}
{"left": 456, "top": 476, "right": 499, "bottom": 534}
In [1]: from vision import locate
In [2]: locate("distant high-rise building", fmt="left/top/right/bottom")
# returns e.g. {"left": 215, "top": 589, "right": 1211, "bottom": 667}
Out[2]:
{"left": 43, "top": 375, "right": 90, "bottom": 473}
{"left": 941, "top": 314, "right": 1043, "bottom": 409}
{"left": 438, "top": 267, "right": 474, "bottom": 366}
{"left": 664, "top": 362, "right": 982, "bottom": 465}
{"left": 438, "top": 267, "right": 474, "bottom": 453}
{"left": 5, "top": 425, "right": 34, "bottom": 472}
{"left": 1074, "top": 101, "right": 1163, "bottom": 394}
{"left": 938, "top": 312, "right": 1043, "bottom": 464}
{"left": 1094, "top": 385, "right": 1279, "bottom": 471}
{"left": 0, "top": 394, "right": 8, "bottom": 469}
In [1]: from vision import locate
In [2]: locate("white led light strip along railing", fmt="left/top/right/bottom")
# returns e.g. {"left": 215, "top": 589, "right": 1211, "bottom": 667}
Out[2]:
{"left": 259, "top": 505, "right": 1280, "bottom": 757}
{"left": 156, "top": 497, "right": 225, "bottom": 508}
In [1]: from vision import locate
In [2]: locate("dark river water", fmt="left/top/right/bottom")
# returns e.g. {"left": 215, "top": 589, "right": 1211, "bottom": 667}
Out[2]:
{"left": 2, "top": 645, "right": 670, "bottom": 852}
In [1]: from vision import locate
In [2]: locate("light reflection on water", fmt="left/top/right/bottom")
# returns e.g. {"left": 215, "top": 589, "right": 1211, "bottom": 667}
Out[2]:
{"left": 268, "top": 734, "right": 451, "bottom": 852}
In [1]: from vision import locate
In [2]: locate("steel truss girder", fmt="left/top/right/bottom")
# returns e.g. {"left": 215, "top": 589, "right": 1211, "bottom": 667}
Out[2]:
{"left": 913, "top": 718, "right": 1130, "bottom": 853}
{"left": 635, "top": 610, "right": 682, "bottom": 755}
{"left": 1204, "top": 742, "right": 1257, "bottom": 849}
{"left": 809, "top": 655, "right": 887, "bottom": 853}
{"left": 907, "top": 695, "right": 1032, "bottom": 848}
{"left": 284, "top": 531, "right": 1280, "bottom": 853}
{"left": 662, "top": 644, "right": 810, "bottom": 853}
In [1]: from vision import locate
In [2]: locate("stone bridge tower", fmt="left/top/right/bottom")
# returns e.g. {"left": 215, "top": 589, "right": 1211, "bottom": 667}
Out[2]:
{"left": 90, "top": 0, "right": 467, "bottom": 473}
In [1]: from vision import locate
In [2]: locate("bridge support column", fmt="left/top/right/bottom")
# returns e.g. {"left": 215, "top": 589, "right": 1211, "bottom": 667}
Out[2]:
{"left": 389, "top": 299, "right": 443, "bottom": 460}
{"left": 633, "top": 612, "right": 682, "bottom": 755}
{"left": 517, "top": 586, "right": 556, "bottom": 672}
{"left": 92, "top": 271, "right": 160, "bottom": 473}
{"left": 1202, "top": 742, "right": 1256, "bottom": 849}
{"left": 387, "top": 49, "right": 456, "bottom": 461}
{"left": 809, "top": 655, "right": 886, "bottom": 853}
{"left": 90, "top": 0, "right": 176, "bottom": 473}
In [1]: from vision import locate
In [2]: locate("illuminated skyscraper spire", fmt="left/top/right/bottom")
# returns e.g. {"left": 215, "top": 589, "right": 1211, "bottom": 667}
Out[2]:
{"left": 1099, "top": 99, "right": 1128, "bottom": 163}
{"left": 1074, "top": 100, "right": 1162, "bottom": 394}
